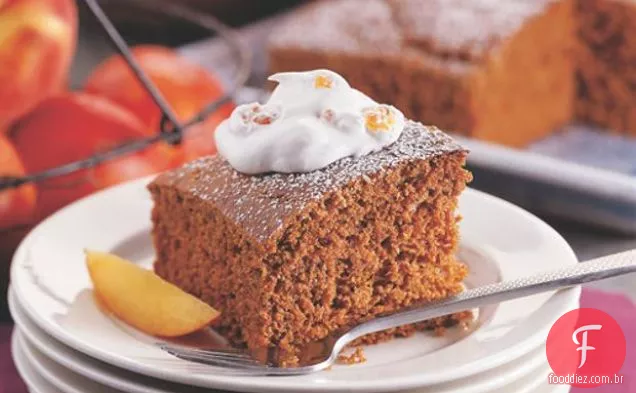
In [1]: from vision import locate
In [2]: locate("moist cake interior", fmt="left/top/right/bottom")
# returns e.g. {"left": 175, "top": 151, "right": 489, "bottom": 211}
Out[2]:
{"left": 149, "top": 121, "right": 472, "bottom": 366}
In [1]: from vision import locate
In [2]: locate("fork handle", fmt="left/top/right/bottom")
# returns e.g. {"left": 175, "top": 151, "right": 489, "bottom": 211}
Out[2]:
{"left": 347, "top": 249, "right": 636, "bottom": 341}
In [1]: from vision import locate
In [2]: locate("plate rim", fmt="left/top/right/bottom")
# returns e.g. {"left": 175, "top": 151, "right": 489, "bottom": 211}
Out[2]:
{"left": 10, "top": 177, "right": 581, "bottom": 392}
{"left": 9, "top": 288, "right": 199, "bottom": 393}
{"left": 11, "top": 329, "right": 60, "bottom": 393}
{"left": 9, "top": 288, "right": 558, "bottom": 393}
{"left": 12, "top": 322, "right": 559, "bottom": 393}
{"left": 16, "top": 330, "right": 101, "bottom": 393}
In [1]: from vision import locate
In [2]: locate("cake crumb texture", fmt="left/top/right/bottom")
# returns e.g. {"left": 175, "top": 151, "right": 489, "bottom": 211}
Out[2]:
{"left": 337, "top": 347, "right": 367, "bottom": 365}
{"left": 149, "top": 123, "right": 471, "bottom": 366}
{"left": 576, "top": 0, "right": 636, "bottom": 135}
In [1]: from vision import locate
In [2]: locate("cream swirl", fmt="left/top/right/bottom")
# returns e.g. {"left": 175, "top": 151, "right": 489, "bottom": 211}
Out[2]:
{"left": 215, "top": 69, "right": 405, "bottom": 174}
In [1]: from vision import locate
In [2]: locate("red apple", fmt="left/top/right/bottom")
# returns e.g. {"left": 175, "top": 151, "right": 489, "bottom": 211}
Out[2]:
{"left": 84, "top": 45, "right": 233, "bottom": 163}
{"left": 10, "top": 92, "right": 173, "bottom": 220}
{"left": 0, "top": 0, "right": 77, "bottom": 127}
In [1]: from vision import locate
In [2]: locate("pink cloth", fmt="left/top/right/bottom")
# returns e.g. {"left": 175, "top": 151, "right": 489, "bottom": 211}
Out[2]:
{"left": 0, "top": 325, "right": 27, "bottom": 393}
{"left": 571, "top": 290, "right": 636, "bottom": 393}
{"left": 0, "top": 289, "right": 634, "bottom": 392}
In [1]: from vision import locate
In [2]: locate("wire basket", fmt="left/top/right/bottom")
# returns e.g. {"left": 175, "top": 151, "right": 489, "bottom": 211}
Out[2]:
{"left": 0, "top": 0, "right": 251, "bottom": 193}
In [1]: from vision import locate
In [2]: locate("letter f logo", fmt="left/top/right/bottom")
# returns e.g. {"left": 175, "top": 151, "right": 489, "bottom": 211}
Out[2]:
{"left": 572, "top": 324, "right": 603, "bottom": 368}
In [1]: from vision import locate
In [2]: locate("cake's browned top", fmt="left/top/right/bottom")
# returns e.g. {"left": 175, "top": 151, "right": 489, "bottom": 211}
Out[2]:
{"left": 151, "top": 121, "right": 464, "bottom": 243}
{"left": 270, "top": 0, "right": 558, "bottom": 60}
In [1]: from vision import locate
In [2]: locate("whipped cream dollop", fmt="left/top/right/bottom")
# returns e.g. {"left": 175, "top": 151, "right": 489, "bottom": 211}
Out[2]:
{"left": 215, "top": 69, "right": 405, "bottom": 174}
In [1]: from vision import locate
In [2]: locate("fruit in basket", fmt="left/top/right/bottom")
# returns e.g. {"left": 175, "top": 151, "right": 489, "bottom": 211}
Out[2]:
{"left": 84, "top": 45, "right": 234, "bottom": 162}
{"left": 0, "top": 0, "right": 77, "bottom": 127}
{"left": 86, "top": 250, "right": 220, "bottom": 337}
{"left": 0, "top": 134, "right": 36, "bottom": 230}
{"left": 10, "top": 92, "right": 173, "bottom": 220}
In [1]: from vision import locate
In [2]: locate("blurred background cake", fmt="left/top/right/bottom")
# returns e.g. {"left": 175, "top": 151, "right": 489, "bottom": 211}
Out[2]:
{"left": 269, "top": 0, "right": 575, "bottom": 147}
{"left": 576, "top": 0, "right": 636, "bottom": 135}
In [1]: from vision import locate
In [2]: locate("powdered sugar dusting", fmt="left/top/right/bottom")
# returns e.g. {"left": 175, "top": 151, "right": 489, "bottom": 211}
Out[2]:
{"left": 270, "top": 0, "right": 557, "bottom": 60}
{"left": 393, "top": 0, "right": 556, "bottom": 59}
{"left": 153, "top": 121, "right": 464, "bottom": 243}
{"left": 269, "top": 0, "right": 402, "bottom": 54}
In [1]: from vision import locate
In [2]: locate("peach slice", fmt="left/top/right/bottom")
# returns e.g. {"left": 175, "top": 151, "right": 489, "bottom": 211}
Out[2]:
{"left": 85, "top": 250, "right": 220, "bottom": 337}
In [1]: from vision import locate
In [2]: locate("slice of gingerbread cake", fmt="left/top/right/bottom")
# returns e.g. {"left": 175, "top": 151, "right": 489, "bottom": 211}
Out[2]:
{"left": 576, "top": 0, "right": 636, "bottom": 135}
{"left": 268, "top": 0, "right": 575, "bottom": 147}
{"left": 149, "top": 70, "right": 472, "bottom": 366}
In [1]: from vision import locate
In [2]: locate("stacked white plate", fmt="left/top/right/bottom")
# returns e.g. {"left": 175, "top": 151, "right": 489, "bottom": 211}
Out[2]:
{"left": 9, "top": 177, "right": 578, "bottom": 393}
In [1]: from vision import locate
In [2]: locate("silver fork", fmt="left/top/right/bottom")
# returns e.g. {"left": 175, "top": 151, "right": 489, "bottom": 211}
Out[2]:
{"left": 157, "top": 249, "right": 636, "bottom": 376}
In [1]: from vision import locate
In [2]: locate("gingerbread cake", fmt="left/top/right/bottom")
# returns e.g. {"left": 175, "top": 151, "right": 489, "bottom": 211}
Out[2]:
{"left": 268, "top": 0, "right": 575, "bottom": 147}
{"left": 149, "top": 70, "right": 472, "bottom": 367}
{"left": 576, "top": 0, "right": 636, "bottom": 135}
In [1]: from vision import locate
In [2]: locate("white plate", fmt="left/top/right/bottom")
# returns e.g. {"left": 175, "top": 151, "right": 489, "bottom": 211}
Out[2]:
{"left": 16, "top": 330, "right": 124, "bottom": 393}
{"left": 13, "top": 327, "right": 564, "bottom": 393}
{"left": 10, "top": 289, "right": 211, "bottom": 393}
{"left": 10, "top": 288, "right": 555, "bottom": 393}
{"left": 11, "top": 329, "right": 62, "bottom": 393}
{"left": 10, "top": 177, "right": 580, "bottom": 392}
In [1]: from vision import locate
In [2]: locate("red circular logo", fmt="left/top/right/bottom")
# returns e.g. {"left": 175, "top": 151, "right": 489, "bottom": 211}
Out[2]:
{"left": 546, "top": 308, "right": 626, "bottom": 388}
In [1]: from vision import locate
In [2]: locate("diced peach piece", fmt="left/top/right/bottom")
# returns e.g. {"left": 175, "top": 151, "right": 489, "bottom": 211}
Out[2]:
{"left": 85, "top": 250, "right": 220, "bottom": 337}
